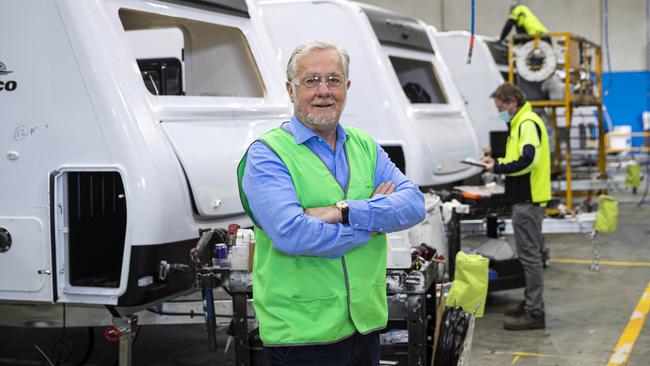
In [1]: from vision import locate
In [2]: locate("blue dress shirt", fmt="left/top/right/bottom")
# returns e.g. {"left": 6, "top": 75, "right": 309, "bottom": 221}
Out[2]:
{"left": 242, "top": 116, "right": 425, "bottom": 258}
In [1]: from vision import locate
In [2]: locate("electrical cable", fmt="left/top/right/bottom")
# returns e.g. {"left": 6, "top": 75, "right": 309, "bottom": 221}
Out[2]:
{"left": 131, "top": 325, "right": 142, "bottom": 345}
{"left": 466, "top": 0, "right": 476, "bottom": 64}
{"left": 74, "top": 327, "right": 95, "bottom": 366}
{"left": 50, "top": 303, "right": 74, "bottom": 366}
{"left": 192, "top": 228, "right": 229, "bottom": 265}
{"left": 603, "top": 0, "right": 613, "bottom": 95}
{"left": 34, "top": 344, "right": 55, "bottom": 366}
{"left": 221, "top": 286, "right": 233, "bottom": 296}
{"left": 37, "top": 314, "right": 95, "bottom": 366}
{"left": 146, "top": 307, "right": 255, "bottom": 319}
{"left": 213, "top": 228, "right": 229, "bottom": 244}
{"left": 639, "top": 0, "right": 650, "bottom": 206}
{"left": 434, "top": 306, "right": 470, "bottom": 366}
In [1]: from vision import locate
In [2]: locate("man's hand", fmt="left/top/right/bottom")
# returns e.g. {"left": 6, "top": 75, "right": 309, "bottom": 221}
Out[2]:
{"left": 372, "top": 180, "right": 396, "bottom": 197}
{"left": 304, "top": 206, "right": 342, "bottom": 224}
{"left": 480, "top": 156, "right": 495, "bottom": 173}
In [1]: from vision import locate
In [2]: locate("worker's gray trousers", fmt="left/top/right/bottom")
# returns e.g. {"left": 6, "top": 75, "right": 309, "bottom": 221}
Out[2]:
{"left": 512, "top": 203, "right": 545, "bottom": 315}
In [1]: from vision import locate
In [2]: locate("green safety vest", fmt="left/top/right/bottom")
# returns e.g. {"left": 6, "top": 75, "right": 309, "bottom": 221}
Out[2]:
{"left": 510, "top": 5, "right": 548, "bottom": 35}
{"left": 237, "top": 126, "right": 387, "bottom": 346}
{"left": 498, "top": 102, "right": 551, "bottom": 203}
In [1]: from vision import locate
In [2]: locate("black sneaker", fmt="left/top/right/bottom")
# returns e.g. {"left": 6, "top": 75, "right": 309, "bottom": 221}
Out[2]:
{"left": 504, "top": 301, "right": 525, "bottom": 317}
{"left": 503, "top": 311, "right": 545, "bottom": 331}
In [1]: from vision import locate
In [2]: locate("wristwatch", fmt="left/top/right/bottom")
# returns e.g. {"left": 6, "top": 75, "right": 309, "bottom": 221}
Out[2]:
{"left": 336, "top": 200, "right": 349, "bottom": 225}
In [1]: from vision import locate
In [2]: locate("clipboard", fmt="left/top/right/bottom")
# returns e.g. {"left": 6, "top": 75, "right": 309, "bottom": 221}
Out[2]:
{"left": 461, "top": 158, "right": 488, "bottom": 169}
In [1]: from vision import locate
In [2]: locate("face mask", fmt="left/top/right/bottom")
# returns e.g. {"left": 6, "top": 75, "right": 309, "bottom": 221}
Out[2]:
{"left": 498, "top": 110, "right": 512, "bottom": 122}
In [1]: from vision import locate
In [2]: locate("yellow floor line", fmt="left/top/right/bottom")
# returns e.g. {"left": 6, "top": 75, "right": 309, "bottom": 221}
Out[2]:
{"left": 550, "top": 258, "right": 650, "bottom": 267}
{"left": 607, "top": 281, "right": 650, "bottom": 366}
{"left": 489, "top": 350, "right": 599, "bottom": 363}
{"left": 511, "top": 354, "right": 521, "bottom": 364}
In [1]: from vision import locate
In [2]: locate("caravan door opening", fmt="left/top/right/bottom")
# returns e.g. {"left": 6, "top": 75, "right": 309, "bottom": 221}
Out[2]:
{"left": 389, "top": 56, "right": 448, "bottom": 104}
{"left": 119, "top": 8, "right": 265, "bottom": 97}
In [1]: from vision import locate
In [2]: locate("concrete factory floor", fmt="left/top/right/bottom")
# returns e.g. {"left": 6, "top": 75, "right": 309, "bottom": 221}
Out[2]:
{"left": 0, "top": 192, "right": 649, "bottom": 366}
{"left": 470, "top": 192, "right": 650, "bottom": 366}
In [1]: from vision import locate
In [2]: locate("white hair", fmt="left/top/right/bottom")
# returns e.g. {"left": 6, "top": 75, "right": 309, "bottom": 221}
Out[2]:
{"left": 286, "top": 40, "right": 350, "bottom": 82}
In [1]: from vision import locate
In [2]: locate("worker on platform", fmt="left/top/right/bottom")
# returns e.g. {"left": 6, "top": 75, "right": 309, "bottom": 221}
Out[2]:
{"left": 481, "top": 83, "right": 551, "bottom": 330}
{"left": 238, "top": 41, "right": 425, "bottom": 365}
{"left": 498, "top": 4, "right": 548, "bottom": 43}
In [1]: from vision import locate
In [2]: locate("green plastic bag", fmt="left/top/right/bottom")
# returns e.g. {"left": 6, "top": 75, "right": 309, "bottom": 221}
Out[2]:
{"left": 446, "top": 251, "right": 489, "bottom": 317}
{"left": 626, "top": 162, "right": 641, "bottom": 189}
{"left": 594, "top": 195, "right": 618, "bottom": 233}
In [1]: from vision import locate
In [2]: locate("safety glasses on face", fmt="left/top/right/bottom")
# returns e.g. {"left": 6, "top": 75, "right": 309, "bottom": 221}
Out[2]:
{"left": 293, "top": 74, "right": 345, "bottom": 89}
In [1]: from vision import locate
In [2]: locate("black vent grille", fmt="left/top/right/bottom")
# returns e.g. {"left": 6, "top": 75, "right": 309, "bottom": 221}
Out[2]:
{"left": 67, "top": 172, "right": 126, "bottom": 288}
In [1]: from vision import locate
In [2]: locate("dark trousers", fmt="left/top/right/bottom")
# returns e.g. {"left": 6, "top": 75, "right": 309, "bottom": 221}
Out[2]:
{"left": 512, "top": 203, "right": 545, "bottom": 315}
{"left": 264, "top": 331, "right": 380, "bottom": 366}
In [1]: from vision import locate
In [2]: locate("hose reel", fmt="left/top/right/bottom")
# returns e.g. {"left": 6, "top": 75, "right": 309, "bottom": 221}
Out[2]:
{"left": 514, "top": 40, "right": 557, "bottom": 82}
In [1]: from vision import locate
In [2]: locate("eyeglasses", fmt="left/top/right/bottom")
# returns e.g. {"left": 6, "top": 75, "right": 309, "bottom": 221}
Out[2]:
{"left": 294, "top": 75, "right": 345, "bottom": 89}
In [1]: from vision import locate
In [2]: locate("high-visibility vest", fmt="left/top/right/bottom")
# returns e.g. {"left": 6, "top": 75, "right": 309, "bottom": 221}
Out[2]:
{"left": 499, "top": 102, "right": 551, "bottom": 203}
{"left": 510, "top": 5, "right": 548, "bottom": 35}
{"left": 237, "top": 126, "right": 387, "bottom": 345}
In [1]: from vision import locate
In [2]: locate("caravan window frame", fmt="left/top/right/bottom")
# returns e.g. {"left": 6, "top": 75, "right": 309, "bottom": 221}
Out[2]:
{"left": 117, "top": 7, "right": 266, "bottom": 98}
{"left": 381, "top": 45, "right": 450, "bottom": 106}
{"left": 101, "top": 0, "right": 283, "bottom": 108}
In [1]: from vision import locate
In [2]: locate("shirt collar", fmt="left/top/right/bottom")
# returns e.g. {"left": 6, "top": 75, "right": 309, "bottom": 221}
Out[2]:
{"left": 512, "top": 101, "right": 532, "bottom": 121}
{"left": 288, "top": 115, "right": 349, "bottom": 145}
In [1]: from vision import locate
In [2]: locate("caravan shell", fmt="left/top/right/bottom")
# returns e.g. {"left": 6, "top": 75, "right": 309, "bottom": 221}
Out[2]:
{"left": 0, "top": 0, "right": 289, "bottom": 307}
{"left": 260, "top": 0, "right": 482, "bottom": 187}
{"left": 434, "top": 31, "right": 508, "bottom": 150}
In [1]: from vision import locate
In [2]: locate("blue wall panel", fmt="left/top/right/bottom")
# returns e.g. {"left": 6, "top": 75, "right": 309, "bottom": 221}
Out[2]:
{"left": 602, "top": 71, "right": 649, "bottom": 147}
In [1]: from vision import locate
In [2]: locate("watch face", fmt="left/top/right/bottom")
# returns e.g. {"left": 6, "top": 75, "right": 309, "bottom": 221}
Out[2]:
{"left": 336, "top": 200, "right": 349, "bottom": 209}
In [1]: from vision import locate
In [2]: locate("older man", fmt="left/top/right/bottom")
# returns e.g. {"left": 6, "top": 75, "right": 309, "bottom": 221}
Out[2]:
{"left": 238, "top": 41, "right": 425, "bottom": 365}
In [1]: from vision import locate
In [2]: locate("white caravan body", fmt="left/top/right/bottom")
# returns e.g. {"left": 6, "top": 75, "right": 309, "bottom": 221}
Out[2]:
{"left": 259, "top": 0, "right": 482, "bottom": 187}
{"left": 0, "top": 0, "right": 289, "bottom": 308}
{"left": 434, "top": 31, "right": 507, "bottom": 150}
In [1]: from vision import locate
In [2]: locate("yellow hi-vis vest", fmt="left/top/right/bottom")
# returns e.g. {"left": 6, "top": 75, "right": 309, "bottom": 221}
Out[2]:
{"left": 510, "top": 5, "right": 548, "bottom": 35}
{"left": 237, "top": 126, "right": 387, "bottom": 346}
{"left": 498, "top": 102, "right": 551, "bottom": 203}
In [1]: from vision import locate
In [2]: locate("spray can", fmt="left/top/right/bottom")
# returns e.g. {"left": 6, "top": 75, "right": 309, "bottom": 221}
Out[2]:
{"left": 214, "top": 243, "right": 229, "bottom": 267}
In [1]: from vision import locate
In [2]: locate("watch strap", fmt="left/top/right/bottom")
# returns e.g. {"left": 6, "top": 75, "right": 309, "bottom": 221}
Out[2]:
{"left": 341, "top": 206, "right": 349, "bottom": 225}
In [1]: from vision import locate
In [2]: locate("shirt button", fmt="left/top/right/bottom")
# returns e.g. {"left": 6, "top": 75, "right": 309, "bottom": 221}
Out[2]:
{"left": 354, "top": 224, "right": 359, "bottom": 227}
